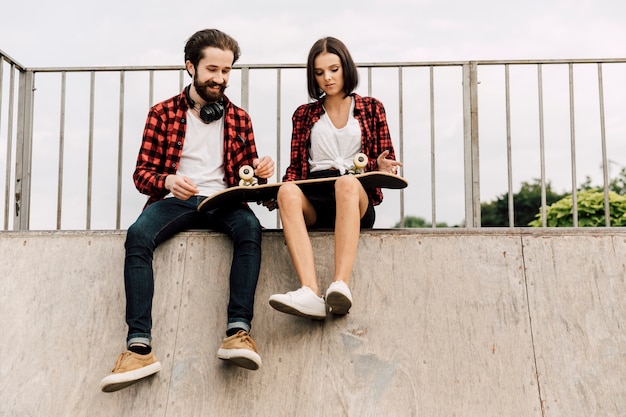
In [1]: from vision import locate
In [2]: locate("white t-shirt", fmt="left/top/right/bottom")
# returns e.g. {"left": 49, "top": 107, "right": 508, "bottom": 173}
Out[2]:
{"left": 169, "top": 111, "right": 227, "bottom": 198}
{"left": 309, "top": 97, "right": 362, "bottom": 173}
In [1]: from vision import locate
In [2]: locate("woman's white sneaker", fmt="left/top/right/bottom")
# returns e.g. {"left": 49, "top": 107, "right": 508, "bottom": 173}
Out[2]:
{"left": 325, "top": 280, "right": 353, "bottom": 315}
{"left": 269, "top": 286, "right": 326, "bottom": 320}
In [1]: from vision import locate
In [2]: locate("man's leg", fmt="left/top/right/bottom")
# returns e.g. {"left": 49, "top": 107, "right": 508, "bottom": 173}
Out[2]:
{"left": 124, "top": 197, "right": 201, "bottom": 345}
{"left": 210, "top": 203, "right": 262, "bottom": 333}
{"left": 210, "top": 203, "right": 263, "bottom": 370}
{"left": 101, "top": 197, "right": 200, "bottom": 392}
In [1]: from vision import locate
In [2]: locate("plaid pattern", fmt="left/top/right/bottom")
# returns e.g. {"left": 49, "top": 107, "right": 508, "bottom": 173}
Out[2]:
{"left": 282, "top": 94, "right": 397, "bottom": 206}
{"left": 133, "top": 89, "right": 261, "bottom": 208}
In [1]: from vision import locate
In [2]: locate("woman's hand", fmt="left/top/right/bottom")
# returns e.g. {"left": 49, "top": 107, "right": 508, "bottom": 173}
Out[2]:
{"left": 376, "top": 150, "right": 403, "bottom": 174}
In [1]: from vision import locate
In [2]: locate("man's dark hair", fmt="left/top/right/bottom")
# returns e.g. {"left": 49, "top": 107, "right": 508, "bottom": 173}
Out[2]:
{"left": 184, "top": 29, "right": 241, "bottom": 75}
{"left": 306, "top": 37, "right": 359, "bottom": 100}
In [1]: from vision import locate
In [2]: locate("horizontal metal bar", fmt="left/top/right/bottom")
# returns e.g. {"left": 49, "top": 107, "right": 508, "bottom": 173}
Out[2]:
{"left": 0, "top": 49, "right": 26, "bottom": 70}
{"left": 24, "top": 57, "right": 626, "bottom": 74}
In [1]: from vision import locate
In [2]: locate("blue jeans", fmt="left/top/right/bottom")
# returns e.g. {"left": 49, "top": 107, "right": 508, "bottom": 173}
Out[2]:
{"left": 124, "top": 196, "right": 262, "bottom": 347}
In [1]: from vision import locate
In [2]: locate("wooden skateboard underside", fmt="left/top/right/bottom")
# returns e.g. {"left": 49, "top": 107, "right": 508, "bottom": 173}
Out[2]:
{"left": 197, "top": 171, "right": 408, "bottom": 212}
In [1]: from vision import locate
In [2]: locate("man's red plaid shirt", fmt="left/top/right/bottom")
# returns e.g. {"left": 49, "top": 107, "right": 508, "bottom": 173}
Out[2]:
{"left": 133, "top": 89, "right": 262, "bottom": 208}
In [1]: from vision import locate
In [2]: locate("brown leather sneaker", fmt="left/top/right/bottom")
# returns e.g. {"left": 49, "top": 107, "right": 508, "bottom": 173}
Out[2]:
{"left": 100, "top": 351, "right": 162, "bottom": 392}
{"left": 217, "top": 330, "right": 262, "bottom": 370}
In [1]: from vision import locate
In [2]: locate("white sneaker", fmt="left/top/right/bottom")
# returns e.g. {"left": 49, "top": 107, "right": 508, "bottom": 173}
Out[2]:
{"left": 268, "top": 286, "right": 326, "bottom": 320}
{"left": 325, "top": 280, "right": 353, "bottom": 315}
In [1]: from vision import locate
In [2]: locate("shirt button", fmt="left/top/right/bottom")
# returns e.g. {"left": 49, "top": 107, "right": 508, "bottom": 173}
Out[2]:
{"left": 181, "top": 118, "right": 186, "bottom": 123}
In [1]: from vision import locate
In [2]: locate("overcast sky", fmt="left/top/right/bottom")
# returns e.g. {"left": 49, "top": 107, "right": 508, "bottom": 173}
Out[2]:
{"left": 2, "top": 0, "right": 625, "bottom": 68}
{"left": 2, "top": 0, "right": 626, "bottom": 229}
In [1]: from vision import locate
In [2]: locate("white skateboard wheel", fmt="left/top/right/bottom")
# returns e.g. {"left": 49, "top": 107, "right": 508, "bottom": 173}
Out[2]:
{"left": 354, "top": 153, "right": 368, "bottom": 169}
{"left": 239, "top": 165, "right": 254, "bottom": 181}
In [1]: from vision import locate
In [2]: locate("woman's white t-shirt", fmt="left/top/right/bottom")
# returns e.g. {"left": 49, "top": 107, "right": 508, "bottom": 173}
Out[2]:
{"left": 309, "top": 97, "right": 361, "bottom": 173}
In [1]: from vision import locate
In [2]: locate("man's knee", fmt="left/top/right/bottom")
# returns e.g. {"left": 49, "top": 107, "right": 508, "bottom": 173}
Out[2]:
{"left": 125, "top": 221, "right": 149, "bottom": 249}
{"left": 232, "top": 209, "right": 262, "bottom": 241}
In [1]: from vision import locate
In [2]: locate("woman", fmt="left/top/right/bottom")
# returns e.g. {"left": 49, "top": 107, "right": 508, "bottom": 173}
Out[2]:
{"left": 268, "top": 37, "right": 402, "bottom": 320}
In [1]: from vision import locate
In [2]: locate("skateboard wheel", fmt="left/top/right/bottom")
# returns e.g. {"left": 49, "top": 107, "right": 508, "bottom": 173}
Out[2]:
{"left": 354, "top": 153, "right": 368, "bottom": 169}
{"left": 239, "top": 165, "right": 254, "bottom": 181}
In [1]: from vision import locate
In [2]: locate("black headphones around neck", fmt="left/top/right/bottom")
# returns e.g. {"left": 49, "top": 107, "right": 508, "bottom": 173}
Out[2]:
{"left": 185, "top": 85, "right": 225, "bottom": 124}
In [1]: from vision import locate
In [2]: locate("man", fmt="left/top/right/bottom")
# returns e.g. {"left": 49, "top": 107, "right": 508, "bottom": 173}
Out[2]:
{"left": 100, "top": 29, "right": 274, "bottom": 392}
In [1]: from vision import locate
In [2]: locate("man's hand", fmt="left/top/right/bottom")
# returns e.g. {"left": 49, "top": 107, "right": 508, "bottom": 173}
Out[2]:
{"left": 165, "top": 175, "right": 198, "bottom": 200}
{"left": 252, "top": 156, "right": 276, "bottom": 211}
{"left": 253, "top": 156, "right": 275, "bottom": 179}
{"left": 261, "top": 199, "right": 278, "bottom": 211}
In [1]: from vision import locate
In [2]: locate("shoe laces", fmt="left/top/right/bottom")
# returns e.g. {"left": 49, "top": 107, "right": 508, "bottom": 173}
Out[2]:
{"left": 292, "top": 286, "right": 321, "bottom": 298}
{"left": 234, "top": 330, "right": 258, "bottom": 351}
{"left": 111, "top": 351, "right": 132, "bottom": 372}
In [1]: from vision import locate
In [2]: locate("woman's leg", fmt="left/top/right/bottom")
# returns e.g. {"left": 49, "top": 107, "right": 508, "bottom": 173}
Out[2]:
{"left": 332, "top": 175, "right": 370, "bottom": 284}
{"left": 276, "top": 182, "right": 321, "bottom": 295}
{"left": 268, "top": 183, "right": 327, "bottom": 320}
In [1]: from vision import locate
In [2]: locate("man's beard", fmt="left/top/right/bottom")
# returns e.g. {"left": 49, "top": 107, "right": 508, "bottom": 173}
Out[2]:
{"left": 193, "top": 73, "right": 227, "bottom": 103}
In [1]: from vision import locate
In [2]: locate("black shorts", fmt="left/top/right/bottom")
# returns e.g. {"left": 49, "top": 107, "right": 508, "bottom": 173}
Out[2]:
{"left": 303, "top": 170, "right": 376, "bottom": 230}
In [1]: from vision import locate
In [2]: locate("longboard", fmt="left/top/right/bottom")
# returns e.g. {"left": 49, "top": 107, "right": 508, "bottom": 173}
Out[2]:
{"left": 197, "top": 170, "right": 408, "bottom": 212}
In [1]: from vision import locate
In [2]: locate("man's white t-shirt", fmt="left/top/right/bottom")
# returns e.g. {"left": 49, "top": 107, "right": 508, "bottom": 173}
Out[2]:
{"left": 169, "top": 111, "right": 228, "bottom": 198}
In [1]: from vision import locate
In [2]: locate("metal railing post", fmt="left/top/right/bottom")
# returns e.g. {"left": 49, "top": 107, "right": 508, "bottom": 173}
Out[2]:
{"left": 115, "top": 71, "right": 125, "bottom": 230}
{"left": 240, "top": 66, "right": 250, "bottom": 110}
{"left": 462, "top": 62, "right": 481, "bottom": 228}
{"left": 2, "top": 62, "right": 14, "bottom": 230}
{"left": 14, "top": 69, "right": 35, "bottom": 230}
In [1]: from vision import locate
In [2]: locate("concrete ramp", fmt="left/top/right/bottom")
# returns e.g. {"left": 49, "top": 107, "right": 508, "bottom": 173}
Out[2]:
{"left": 0, "top": 229, "right": 625, "bottom": 417}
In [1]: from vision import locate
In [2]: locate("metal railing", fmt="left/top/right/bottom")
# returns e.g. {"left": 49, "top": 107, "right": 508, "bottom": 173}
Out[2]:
{"left": 1, "top": 50, "right": 625, "bottom": 231}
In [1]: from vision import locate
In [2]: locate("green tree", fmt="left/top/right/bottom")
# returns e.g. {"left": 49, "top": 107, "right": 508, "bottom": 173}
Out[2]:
{"left": 579, "top": 168, "right": 626, "bottom": 195}
{"left": 394, "top": 215, "right": 449, "bottom": 228}
{"left": 481, "top": 180, "right": 567, "bottom": 227}
{"left": 609, "top": 167, "right": 626, "bottom": 195}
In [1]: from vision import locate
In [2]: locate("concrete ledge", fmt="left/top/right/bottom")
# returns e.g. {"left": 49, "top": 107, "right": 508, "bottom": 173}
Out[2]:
{"left": 1, "top": 229, "right": 625, "bottom": 416}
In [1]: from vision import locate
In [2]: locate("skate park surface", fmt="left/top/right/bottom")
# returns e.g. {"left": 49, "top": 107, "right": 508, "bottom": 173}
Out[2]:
{"left": 1, "top": 228, "right": 625, "bottom": 417}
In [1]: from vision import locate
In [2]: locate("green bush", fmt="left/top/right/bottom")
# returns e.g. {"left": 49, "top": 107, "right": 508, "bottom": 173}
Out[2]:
{"left": 529, "top": 190, "right": 626, "bottom": 227}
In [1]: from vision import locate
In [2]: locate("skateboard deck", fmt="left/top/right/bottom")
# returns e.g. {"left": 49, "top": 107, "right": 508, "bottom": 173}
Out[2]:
{"left": 197, "top": 171, "right": 408, "bottom": 212}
